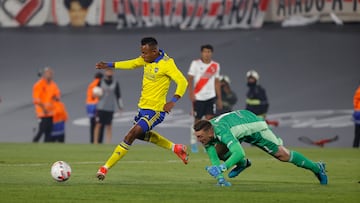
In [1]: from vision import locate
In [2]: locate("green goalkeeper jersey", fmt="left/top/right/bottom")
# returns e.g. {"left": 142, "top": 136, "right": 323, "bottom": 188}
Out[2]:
{"left": 205, "top": 110, "right": 268, "bottom": 170}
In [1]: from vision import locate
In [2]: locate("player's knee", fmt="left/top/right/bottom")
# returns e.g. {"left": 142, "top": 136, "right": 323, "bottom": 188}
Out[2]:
{"left": 275, "top": 146, "right": 290, "bottom": 162}
{"left": 124, "top": 125, "right": 143, "bottom": 144}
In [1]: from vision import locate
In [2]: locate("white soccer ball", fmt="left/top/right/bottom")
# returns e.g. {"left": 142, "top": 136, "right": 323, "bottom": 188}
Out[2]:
{"left": 92, "top": 86, "right": 103, "bottom": 97}
{"left": 51, "top": 161, "right": 71, "bottom": 182}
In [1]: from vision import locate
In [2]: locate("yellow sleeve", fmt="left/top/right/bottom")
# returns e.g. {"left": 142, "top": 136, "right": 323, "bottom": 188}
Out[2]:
{"left": 166, "top": 59, "right": 188, "bottom": 97}
{"left": 114, "top": 56, "right": 146, "bottom": 69}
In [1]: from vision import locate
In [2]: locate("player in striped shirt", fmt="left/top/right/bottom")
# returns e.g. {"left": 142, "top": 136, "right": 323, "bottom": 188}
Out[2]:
{"left": 188, "top": 44, "right": 222, "bottom": 153}
{"left": 194, "top": 110, "right": 328, "bottom": 186}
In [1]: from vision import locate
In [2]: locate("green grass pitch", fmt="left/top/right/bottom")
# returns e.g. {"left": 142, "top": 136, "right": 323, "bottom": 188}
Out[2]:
{"left": 0, "top": 143, "right": 359, "bottom": 203}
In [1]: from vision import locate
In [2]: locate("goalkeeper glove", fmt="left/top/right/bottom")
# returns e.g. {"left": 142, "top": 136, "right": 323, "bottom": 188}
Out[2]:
{"left": 217, "top": 178, "right": 232, "bottom": 187}
{"left": 206, "top": 164, "right": 227, "bottom": 178}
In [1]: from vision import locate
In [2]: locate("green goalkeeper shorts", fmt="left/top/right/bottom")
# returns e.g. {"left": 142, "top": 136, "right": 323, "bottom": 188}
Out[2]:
{"left": 241, "top": 128, "right": 284, "bottom": 156}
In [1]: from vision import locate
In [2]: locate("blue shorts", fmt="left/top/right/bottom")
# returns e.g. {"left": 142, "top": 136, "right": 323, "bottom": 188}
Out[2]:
{"left": 354, "top": 111, "right": 360, "bottom": 124}
{"left": 86, "top": 104, "right": 97, "bottom": 117}
{"left": 134, "top": 109, "right": 165, "bottom": 132}
{"left": 52, "top": 121, "right": 65, "bottom": 137}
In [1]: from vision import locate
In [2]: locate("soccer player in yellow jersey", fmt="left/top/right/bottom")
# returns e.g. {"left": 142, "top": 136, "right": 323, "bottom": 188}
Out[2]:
{"left": 95, "top": 37, "right": 189, "bottom": 180}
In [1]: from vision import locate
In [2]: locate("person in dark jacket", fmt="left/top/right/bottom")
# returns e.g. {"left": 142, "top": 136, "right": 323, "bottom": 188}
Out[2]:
{"left": 216, "top": 75, "right": 237, "bottom": 115}
{"left": 245, "top": 70, "right": 269, "bottom": 119}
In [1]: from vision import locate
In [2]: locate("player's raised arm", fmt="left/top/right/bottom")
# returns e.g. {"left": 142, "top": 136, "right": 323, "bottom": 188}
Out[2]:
{"left": 96, "top": 57, "right": 146, "bottom": 70}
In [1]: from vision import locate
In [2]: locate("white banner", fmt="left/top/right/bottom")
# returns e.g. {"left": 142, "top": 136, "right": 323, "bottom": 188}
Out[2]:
{"left": 268, "top": 0, "right": 360, "bottom": 22}
{"left": 0, "top": 0, "right": 50, "bottom": 27}
{"left": 115, "top": 0, "right": 270, "bottom": 29}
{"left": 1, "top": 0, "right": 358, "bottom": 28}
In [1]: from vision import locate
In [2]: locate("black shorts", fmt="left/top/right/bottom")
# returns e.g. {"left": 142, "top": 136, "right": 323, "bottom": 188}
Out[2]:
{"left": 96, "top": 110, "right": 114, "bottom": 125}
{"left": 193, "top": 97, "right": 216, "bottom": 119}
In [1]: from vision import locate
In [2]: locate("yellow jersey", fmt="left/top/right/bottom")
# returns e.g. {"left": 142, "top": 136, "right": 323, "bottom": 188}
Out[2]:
{"left": 114, "top": 51, "right": 188, "bottom": 111}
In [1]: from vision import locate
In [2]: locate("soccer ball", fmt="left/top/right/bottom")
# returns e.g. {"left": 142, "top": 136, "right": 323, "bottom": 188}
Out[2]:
{"left": 92, "top": 86, "right": 103, "bottom": 97}
{"left": 51, "top": 161, "right": 71, "bottom": 182}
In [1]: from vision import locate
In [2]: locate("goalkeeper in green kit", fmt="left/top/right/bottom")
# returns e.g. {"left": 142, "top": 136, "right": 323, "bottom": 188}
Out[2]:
{"left": 193, "top": 109, "right": 328, "bottom": 186}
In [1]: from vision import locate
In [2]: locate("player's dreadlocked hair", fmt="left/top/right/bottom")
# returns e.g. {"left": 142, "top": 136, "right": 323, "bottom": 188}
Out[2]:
{"left": 193, "top": 120, "right": 213, "bottom": 132}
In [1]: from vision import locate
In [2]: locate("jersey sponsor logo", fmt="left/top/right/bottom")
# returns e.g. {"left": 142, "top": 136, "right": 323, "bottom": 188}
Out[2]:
{"left": 73, "top": 109, "right": 354, "bottom": 129}
{"left": 144, "top": 71, "right": 156, "bottom": 80}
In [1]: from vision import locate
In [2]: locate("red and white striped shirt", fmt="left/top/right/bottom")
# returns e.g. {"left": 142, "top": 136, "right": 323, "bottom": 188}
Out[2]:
{"left": 188, "top": 59, "right": 220, "bottom": 101}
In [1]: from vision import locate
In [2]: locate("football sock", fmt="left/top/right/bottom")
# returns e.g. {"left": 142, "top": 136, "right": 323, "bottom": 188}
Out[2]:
{"left": 104, "top": 141, "right": 130, "bottom": 169}
{"left": 145, "top": 130, "right": 173, "bottom": 150}
{"left": 289, "top": 150, "right": 320, "bottom": 174}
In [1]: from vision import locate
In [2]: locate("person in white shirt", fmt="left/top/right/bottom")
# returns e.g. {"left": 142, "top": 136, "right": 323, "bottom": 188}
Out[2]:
{"left": 187, "top": 44, "right": 222, "bottom": 152}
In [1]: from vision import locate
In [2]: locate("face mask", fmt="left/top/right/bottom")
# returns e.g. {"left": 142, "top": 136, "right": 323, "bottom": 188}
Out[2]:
{"left": 247, "top": 81, "right": 256, "bottom": 87}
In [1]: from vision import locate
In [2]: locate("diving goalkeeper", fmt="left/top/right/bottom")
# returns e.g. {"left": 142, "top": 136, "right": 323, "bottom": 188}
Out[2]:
{"left": 193, "top": 109, "right": 328, "bottom": 186}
